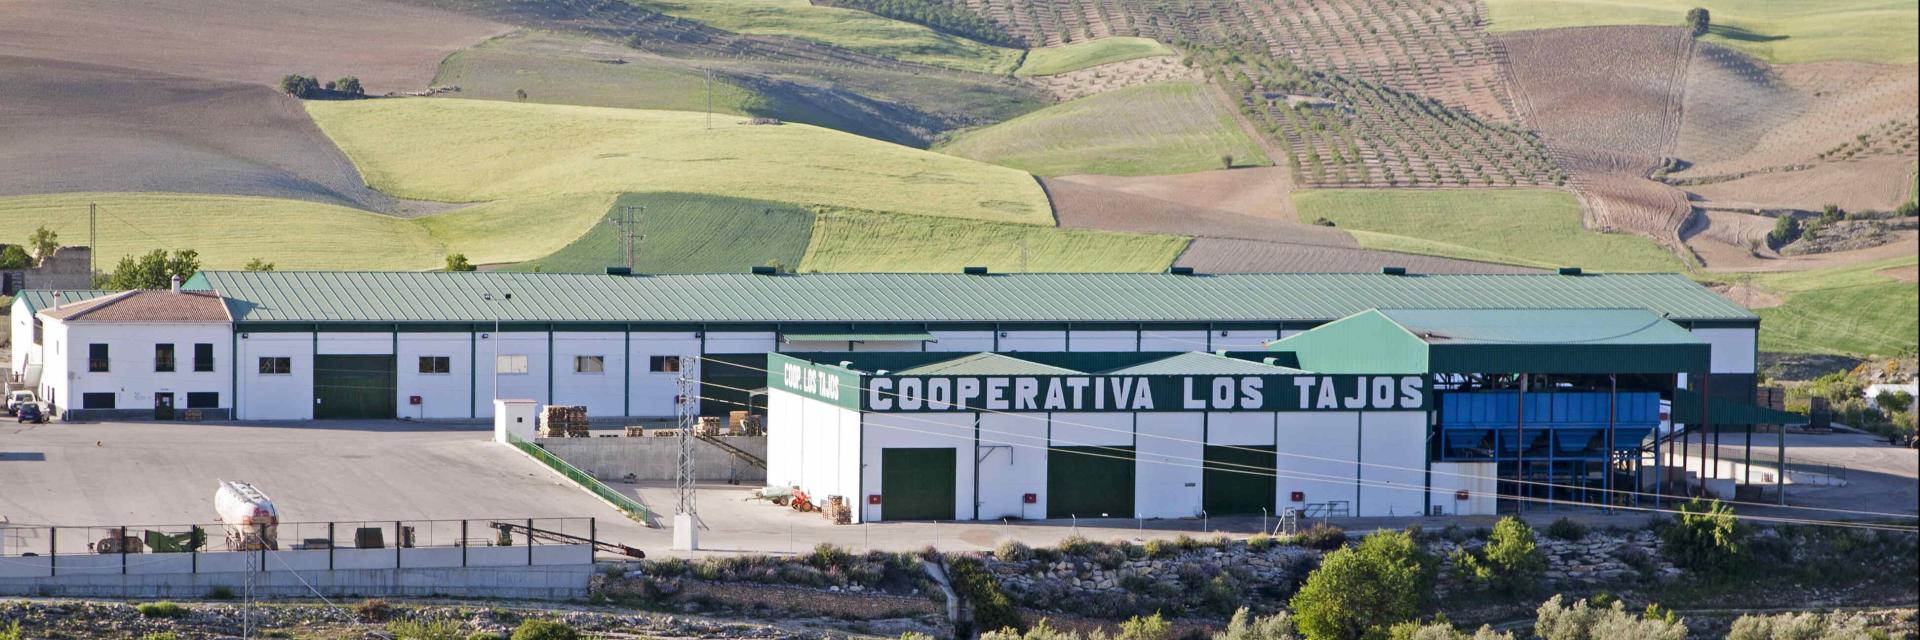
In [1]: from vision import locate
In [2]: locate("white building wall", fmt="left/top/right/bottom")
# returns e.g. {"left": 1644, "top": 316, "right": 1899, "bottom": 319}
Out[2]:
{"left": 1067, "top": 330, "right": 1136, "bottom": 352}
{"left": 1691, "top": 328, "right": 1757, "bottom": 374}
{"left": 1206, "top": 412, "right": 1276, "bottom": 446}
{"left": 396, "top": 333, "right": 473, "bottom": 419}
{"left": 551, "top": 331, "right": 625, "bottom": 417}
{"left": 1049, "top": 412, "right": 1133, "bottom": 447}
{"left": 1276, "top": 412, "right": 1359, "bottom": 512}
{"left": 1215, "top": 329, "right": 1281, "bottom": 350}
{"left": 236, "top": 332, "right": 314, "bottom": 420}
{"left": 1358, "top": 411, "right": 1427, "bottom": 517}
{"left": 9, "top": 301, "right": 34, "bottom": 373}
{"left": 997, "top": 331, "right": 1065, "bottom": 352}
{"left": 705, "top": 331, "right": 775, "bottom": 354}
{"left": 1139, "top": 330, "right": 1208, "bottom": 352}
{"left": 976, "top": 412, "right": 1047, "bottom": 520}
{"left": 765, "top": 389, "right": 805, "bottom": 489}
{"left": 927, "top": 331, "right": 994, "bottom": 352}
{"left": 861, "top": 412, "right": 973, "bottom": 522}
{"left": 316, "top": 332, "right": 392, "bottom": 355}
{"left": 1136, "top": 413, "right": 1204, "bottom": 518}
{"left": 56, "top": 322, "right": 232, "bottom": 414}
{"left": 39, "top": 321, "right": 68, "bottom": 412}
{"left": 475, "top": 332, "right": 551, "bottom": 416}
{"left": 1430, "top": 462, "right": 1498, "bottom": 516}
{"left": 629, "top": 332, "right": 699, "bottom": 417}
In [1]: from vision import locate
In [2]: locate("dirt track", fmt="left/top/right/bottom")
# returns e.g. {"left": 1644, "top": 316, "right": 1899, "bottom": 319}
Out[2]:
{"left": 0, "top": 0, "right": 508, "bottom": 93}
{"left": 0, "top": 57, "right": 398, "bottom": 210}
{"left": 1174, "top": 238, "right": 1539, "bottom": 274}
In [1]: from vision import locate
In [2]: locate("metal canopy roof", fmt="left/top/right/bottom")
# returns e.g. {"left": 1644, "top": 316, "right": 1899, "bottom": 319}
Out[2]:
{"left": 1275, "top": 309, "right": 1713, "bottom": 374}
{"left": 177, "top": 271, "right": 1756, "bottom": 325}
{"left": 1105, "top": 351, "right": 1308, "bottom": 375}
{"left": 783, "top": 332, "right": 937, "bottom": 343}
{"left": 12, "top": 290, "right": 117, "bottom": 314}
{"left": 895, "top": 353, "right": 1081, "bottom": 375}
{"left": 1379, "top": 309, "right": 1705, "bottom": 346}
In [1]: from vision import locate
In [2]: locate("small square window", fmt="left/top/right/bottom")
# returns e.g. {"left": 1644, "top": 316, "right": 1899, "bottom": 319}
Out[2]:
{"left": 155, "top": 343, "right": 176, "bottom": 372}
{"left": 574, "top": 355, "right": 605, "bottom": 374}
{"left": 88, "top": 344, "right": 110, "bottom": 372}
{"left": 258, "top": 357, "right": 292, "bottom": 375}
{"left": 497, "top": 354, "right": 529, "bottom": 375}
{"left": 186, "top": 392, "right": 220, "bottom": 409}
{"left": 649, "top": 355, "right": 681, "bottom": 373}
{"left": 419, "top": 356, "right": 452, "bottom": 374}
{"left": 82, "top": 392, "right": 116, "bottom": 409}
{"left": 193, "top": 343, "right": 215, "bottom": 372}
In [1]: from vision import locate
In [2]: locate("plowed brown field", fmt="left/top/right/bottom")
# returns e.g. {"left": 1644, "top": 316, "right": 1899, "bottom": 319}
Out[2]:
{"left": 1049, "top": 167, "right": 1296, "bottom": 220}
{"left": 0, "top": 0, "right": 507, "bottom": 92}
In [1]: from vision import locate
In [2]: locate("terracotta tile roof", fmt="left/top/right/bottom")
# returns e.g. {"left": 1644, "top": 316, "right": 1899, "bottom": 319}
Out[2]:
{"left": 39, "top": 290, "right": 230, "bottom": 323}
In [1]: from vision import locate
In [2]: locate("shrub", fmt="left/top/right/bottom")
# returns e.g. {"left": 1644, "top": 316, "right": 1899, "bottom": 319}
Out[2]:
{"left": 511, "top": 619, "right": 579, "bottom": 640}
{"left": 1534, "top": 595, "right": 1686, "bottom": 640}
{"left": 809, "top": 542, "right": 854, "bottom": 571}
{"left": 279, "top": 73, "right": 320, "bottom": 98}
{"left": 1454, "top": 517, "right": 1544, "bottom": 596}
{"left": 1202, "top": 574, "right": 1245, "bottom": 616}
{"left": 1726, "top": 610, "right": 1881, "bottom": 640}
{"left": 335, "top": 76, "right": 365, "bottom": 98}
{"left": 389, "top": 618, "right": 465, "bottom": 640}
{"left": 1544, "top": 517, "right": 1587, "bottom": 541}
{"left": 949, "top": 555, "right": 1023, "bottom": 635}
{"left": 1685, "top": 7, "right": 1711, "bottom": 36}
{"left": 1143, "top": 539, "right": 1174, "bottom": 558}
{"left": 205, "top": 585, "right": 236, "bottom": 600}
{"left": 136, "top": 602, "right": 189, "bottom": 619}
{"left": 1289, "top": 530, "right": 1432, "bottom": 640}
{"left": 1058, "top": 535, "right": 1104, "bottom": 557}
{"left": 1248, "top": 533, "right": 1275, "bottom": 552}
{"left": 0, "top": 621, "right": 18, "bottom": 640}
{"left": 1660, "top": 499, "right": 1745, "bottom": 574}
{"left": 445, "top": 253, "right": 476, "bottom": 272}
{"left": 1297, "top": 524, "right": 1348, "bottom": 551}
{"left": 995, "top": 539, "right": 1034, "bottom": 563}
{"left": 1214, "top": 608, "right": 1300, "bottom": 640}
{"left": 354, "top": 598, "right": 392, "bottom": 622}
{"left": 1221, "top": 153, "right": 1236, "bottom": 169}
{"left": 1383, "top": 619, "right": 1515, "bottom": 640}
{"left": 1120, "top": 613, "right": 1172, "bottom": 640}
{"left": 139, "top": 634, "right": 181, "bottom": 640}
{"left": 467, "top": 633, "right": 507, "bottom": 640}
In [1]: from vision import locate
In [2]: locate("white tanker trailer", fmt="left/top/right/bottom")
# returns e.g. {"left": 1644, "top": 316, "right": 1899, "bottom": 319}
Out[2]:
{"left": 215, "top": 481, "right": 279, "bottom": 551}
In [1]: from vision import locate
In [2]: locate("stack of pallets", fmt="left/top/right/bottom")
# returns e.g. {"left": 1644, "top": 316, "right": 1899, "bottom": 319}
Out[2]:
{"left": 696, "top": 416, "right": 724, "bottom": 436}
{"left": 542, "top": 405, "right": 589, "bottom": 437}
{"left": 623, "top": 426, "right": 648, "bottom": 437}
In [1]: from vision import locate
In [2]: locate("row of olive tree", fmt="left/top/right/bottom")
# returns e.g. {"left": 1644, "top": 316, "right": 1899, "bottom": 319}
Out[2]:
{"left": 278, "top": 74, "right": 366, "bottom": 99}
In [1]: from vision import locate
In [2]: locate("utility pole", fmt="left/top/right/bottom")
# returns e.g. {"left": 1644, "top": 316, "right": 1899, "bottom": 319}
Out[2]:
{"left": 703, "top": 70, "right": 713, "bottom": 130}
{"left": 673, "top": 355, "right": 701, "bottom": 551}
{"left": 88, "top": 202, "right": 96, "bottom": 277}
{"left": 609, "top": 205, "right": 644, "bottom": 270}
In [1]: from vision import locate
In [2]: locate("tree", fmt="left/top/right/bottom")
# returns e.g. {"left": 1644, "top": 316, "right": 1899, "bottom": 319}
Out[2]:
{"left": 279, "top": 74, "right": 320, "bottom": 98}
{"left": 1819, "top": 204, "right": 1845, "bottom": 224}
{"left": 1215, "top": 608, "right": 1302, "bottom": 640}
{"left": 335, "top": 76, "right": 365, "bottom": 98}
{"left": 1534, "top": 595, "right": 1687, "bottom": 640}
{"left": 1766, "top": 215, "right": 1800, "bottom": 249}
{"left": 1876, "top": 390, "right": 1913, "bottom": 415}
{"left": 1684, "top": 7, "right": 1710, "bottom": 36}
{"left": 0, "top": 245, "right": 31, "bottom": 270}
{"left": 28, "top": 225, "right": 60, "bottom": 260}
{"left": 1220, "top": 153, "right": 1236, "bottom": 169}
{"left": 444, "top": 253, "right": 477, "bottom": 272}
{"left": 243, "top": 258, "right": 276, "bottom": 272}
{"left": 104, "top": 249, "right": 199, "bottom": 290}
{"left": 1290, "top": 530, "right": 1432, "bottom": 640}
{"left": 514, "top": 88, "right": 529, "bottom": 102}
{"left": 1452, "top": 516, "right": 1545, "bottom": 595}
{"left": 1661, "top": 499, "right": 1745, "bottom": 574}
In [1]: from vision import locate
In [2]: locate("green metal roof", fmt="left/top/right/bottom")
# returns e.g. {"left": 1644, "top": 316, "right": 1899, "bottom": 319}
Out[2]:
{"left": 782, "top": 332, "right": 937, "bottom": 342}
{"left": 12, "top": 290, "right": 118, "bottom": 314}
{"left": 1273, "top": 309, "right": 1712, "bottom": 374}
{"left": 1378, "top": 309, "right": 1705, "bottom": 346}
{"left": 1104, "top": 351, "right": 1307, "bottom": 375}
{"left": 1672, "top": 388, "right": 1807, "bottom": 425}
{"left": 895, "top": 353, "right": 1082, "bottom": 375}
{"left": 178, "top": 271, "right": 1756, "bottom": 325}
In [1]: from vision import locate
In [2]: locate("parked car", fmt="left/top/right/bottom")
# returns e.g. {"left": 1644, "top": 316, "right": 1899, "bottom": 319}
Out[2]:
{"left": 6, "top": 390, "right": 35, "bottom": 416}
{"left": 16, "top": 403, "right": 45, "bottom": 424}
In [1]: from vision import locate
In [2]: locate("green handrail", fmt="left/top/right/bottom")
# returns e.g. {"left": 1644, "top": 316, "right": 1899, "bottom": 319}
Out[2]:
{"left": 506, "top": 434, "right": 655, "bottom": 525}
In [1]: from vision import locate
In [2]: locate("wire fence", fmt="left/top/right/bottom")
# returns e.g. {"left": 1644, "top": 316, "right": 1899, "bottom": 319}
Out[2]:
{"left": 0, "top": 517, "right": 595, "bottom": 560}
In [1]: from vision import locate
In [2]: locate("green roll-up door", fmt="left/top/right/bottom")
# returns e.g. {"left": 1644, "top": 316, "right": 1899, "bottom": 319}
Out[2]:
{"left": 1048, "top": 446, "right": 1134, "bottom": 519}
{"left": 880, "top": 448, "right": 956, "bottom": 521}
{"left": 1204, "top": 445, "right": 1276, "bottom": 515}
{"left": 314, "top": 354, "right": 396, "bottom": 419}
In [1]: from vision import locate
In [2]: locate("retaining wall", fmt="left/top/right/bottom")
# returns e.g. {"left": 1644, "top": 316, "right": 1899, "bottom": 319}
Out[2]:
{"left": 538, "top": 436, "right": 766, "bottom": 483}
{"left": 0, "top": 545, "right": 592, "bottom": 599}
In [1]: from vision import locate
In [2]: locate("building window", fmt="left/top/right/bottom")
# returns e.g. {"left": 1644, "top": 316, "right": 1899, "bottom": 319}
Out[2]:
{"left": 649, "top": 356, "right": 681, "bottom": 373}
{"left": 88, "top": 344, "right": 109, "bottom": 372}
{"left": 258, "top": 357, "right": 292, "bottom": 375}
{"left": 419, "top": 356, "right": 452, "bottom": 374}
{"left": 496, "top": 354, "right": 529, "bottom": 375}
{"left": 574, "top": 355, "right": 605, "bottom": 374}
{"left": 31, "top": 318, "right": 42, "bottom": 345}
{"left": 186, "top": 392, "right": 220, "bottom": 409}
{"left": 155, "top": 343, "right": 176, "bottom": 372}
{"left": 81, "top": 392, "right": 115, "bottom": 409}
{"left": 194, "top": 343, "right": 215, "bottom": 372}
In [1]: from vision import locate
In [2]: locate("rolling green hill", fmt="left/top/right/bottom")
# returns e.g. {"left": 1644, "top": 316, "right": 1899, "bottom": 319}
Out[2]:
{"left": 1294, "top": 189, "right": 1685, "bottom": 272}
{"left": 1016, "top": 37, "right": 1175, "bottom": 76}
{"left": 1483, "top": 0, "right": 1918, "bottom": 64}
{"left": 305, "top": 98, "right": 1052, "bottom": 224}
{"left": 432, "top": 32, "right": 767, "bottom": 115}
{"left": 511, "top": 192, "right": 816, "bottom": 274}
{"left": 648, "top": 0, "right": 1021, "bottom": 73}
{"left": 800, "top": 207, "right": 1188, "bottom": 272}
{"left": 937, "top": 82, "right": 1269, "bottom": 176}
{"left": 1751, "top": 256, "right": 1919, "bottom": 356}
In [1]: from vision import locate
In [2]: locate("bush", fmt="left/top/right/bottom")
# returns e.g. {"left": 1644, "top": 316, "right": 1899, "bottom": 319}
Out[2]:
{"left": 809, "top": 542, "right": 854, "bottom": 571}
{"left": 136, "top": 602, "right": 189, "bottom": 619}
{"left": 1058, "top": 535, "right": 1104, "bottom": 557}
{"left": 467, "top": 633, "right": 507, "bottom": 640}
{"left": 1685, "top": 7, "right": 1711, "bottom": 36}
{"left": 1544, "top": 517, "right": 1588, "bottom": 541}
{"left": 1766, "top": 215, "right": 1801, "bottom": 249}
{"left": 1455, "top": 517, "right": 1544, "bottom": 596}
{"left": 1247, "top": 533, "right": 1275, "bottom": 552}
{"left": 1660, "top": 499, "right": 1745, "bottom": 574}
{"left": 995, "top": 539, "right": 1034, "bottom": 563}
{"left": 511, "top": 619, "right": 579, "bottom": 640}
{"left": 205, "top": 585, "right": 236, "bottom": 600}
{"left": 335, "top": 76, "right": 365, "bottom": 98}
{"left": 949, "top": 555, "right": 1023, "bottom": 635}
{"left": 139, "top": 634, "right": 181, "bottom": 640}
{"left": 1119, "top": 613, "right": 1172, "bottom": 640}
{"left": 1534, "top": 595, "right": 1686, "bottom": 640}
{"left": 1290, "top": 530, "right": 1432, "bottom": 640}
{"left": 0, "top": 621, "right": 18, "bottom": 640}
{"left": 279, "top": 73, "right": 320, "bottom": 98}
{"left": 1202, "top": 574, "right": 1245, "bottom": 616}
{"left": 1726, "top": 610, "right": 1881, "bottom": 640}
{"left": 354, "top": 598, "right": 392, "bottom": 622}
{"left": 1143, "top": 538, "right": 1174, "bottom": 558}
{"left": 1214, "top": 608, "right": 1300, "bottom": 640}
{"left": 389, "top": 618, "right": 465, "bottom": 640}
{"left": 1297, "top": 524, "right": 1348, "bottom": 551}
{"left": 1384, "top": 619, "right": 1514, "bottom": 640}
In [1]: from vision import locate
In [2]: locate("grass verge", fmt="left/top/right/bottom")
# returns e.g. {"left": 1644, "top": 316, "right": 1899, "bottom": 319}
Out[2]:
{"left": 1482, "top": 0, "right": 1917, "bottom": 64}
{"left": 1015, "top": 37, "right": 1175, "bottom": 76}
{"left": 799, "top": 207, "right": 1188, "bottom": 272}
{"left": 1745, "top": 256, "right": 1919, "bottom": 356}
{"left": 937, "top": 82, "right": 1268, "bottom": 176}
{"left": 1293, "top": 188, "right": 1685, "bottom": 272}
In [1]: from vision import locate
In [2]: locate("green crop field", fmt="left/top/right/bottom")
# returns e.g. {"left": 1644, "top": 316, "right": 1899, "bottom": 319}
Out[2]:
{"left": 1015, "top": 37, "right": 1175, "bottom": 76}
{"left": 306, "top": 98, "right": 1051, "bottom": 225}
{"left": 1483, "top": 0, "right": 1918, "bottom": 64}
{"left": 1294, "top": 188, "right": 1686, "bottom": 272}
{"left": 1749, "top": 256, "right": 1919, "bottom": 356}
{"left": 649, "top": 0, "right": 1021, "bottom": 74}
{"left": 0, "top": 193, "right": 443, "bottom": 270}
{"left": 411, "top": 192, "right": 618, "bottom": 265}
{"left": 513, "top": 192, "right": 816, "bottom": 274}
{"left": 800, "top": 208, "right": 1188, "bottom": 272}
{"left": 937, "top": 82, "right": 1270, "bottom": 176}
{"left": 432, "top": 32, "right": 766, "bottom": 115}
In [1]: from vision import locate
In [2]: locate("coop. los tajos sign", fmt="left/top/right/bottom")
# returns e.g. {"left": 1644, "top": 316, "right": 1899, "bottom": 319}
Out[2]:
{"left": 863, "top": 374, "right": 1426, "bottom": 412}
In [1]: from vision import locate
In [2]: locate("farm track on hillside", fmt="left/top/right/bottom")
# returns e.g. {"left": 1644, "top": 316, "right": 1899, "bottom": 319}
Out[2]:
{"left": 0, "top": 0, "right": 508, "bottom": 93}
{"left": 1175, "top": 238, "right": 1538, "bottom": 274}
{"left": 0, "top": 58, "right": 401, "bottom": 211}
{"left": 1499, "top": 26, "right": 1695, "bottom": 256}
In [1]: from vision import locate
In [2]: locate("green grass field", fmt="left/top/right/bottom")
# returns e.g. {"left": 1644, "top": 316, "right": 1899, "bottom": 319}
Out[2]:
{"left": 306, "top": 98, "right": 1051, "bottom": 225}
{"left": 432, "top": 32, "right": 766, "bottom": 115}
{"left": 936, "top": 82, "right": 1270, "bottom": 176}
{"left": 0, "top": 193, "right": 443, "bottom": 270}
{"left": 648, "top": 0, "right": 1021, "bottom": 73}
{"left": 1293, "top": 188, "right": 1686, "bottom": 272}
{"left": 800, "top": 208, "right": 1188, "bottom": 272}
{"left": 1015, "top": 37, "right": 1175, "bottom": 76}
{"left": 1747, "top": 256, "right": 1919, "bottom": 356}
{"left": 512, "top": 192, "right": 816, "bottom": 273}
{"left": 1483, "top": 0, "right": 1918, "bottom": 64}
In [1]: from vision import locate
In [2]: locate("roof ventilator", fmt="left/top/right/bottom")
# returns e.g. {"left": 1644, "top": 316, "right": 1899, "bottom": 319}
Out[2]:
{"left": 751, "top": 266, "right": 778, "bottom": 275}
{"left": 1558, "top": 267, "right": 1584, "bottom": 275}
{"left": 963, "top": 266, "right": 989, "bottom": 275}
{"left": 605, "top": 266, "right": 632, "bottom": 276}
{"left": 1381, "top": 266, "right": 1408, "bottom": 275}
{"left": 1168, "top": 266, "right": 1196, "bottom": 275}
